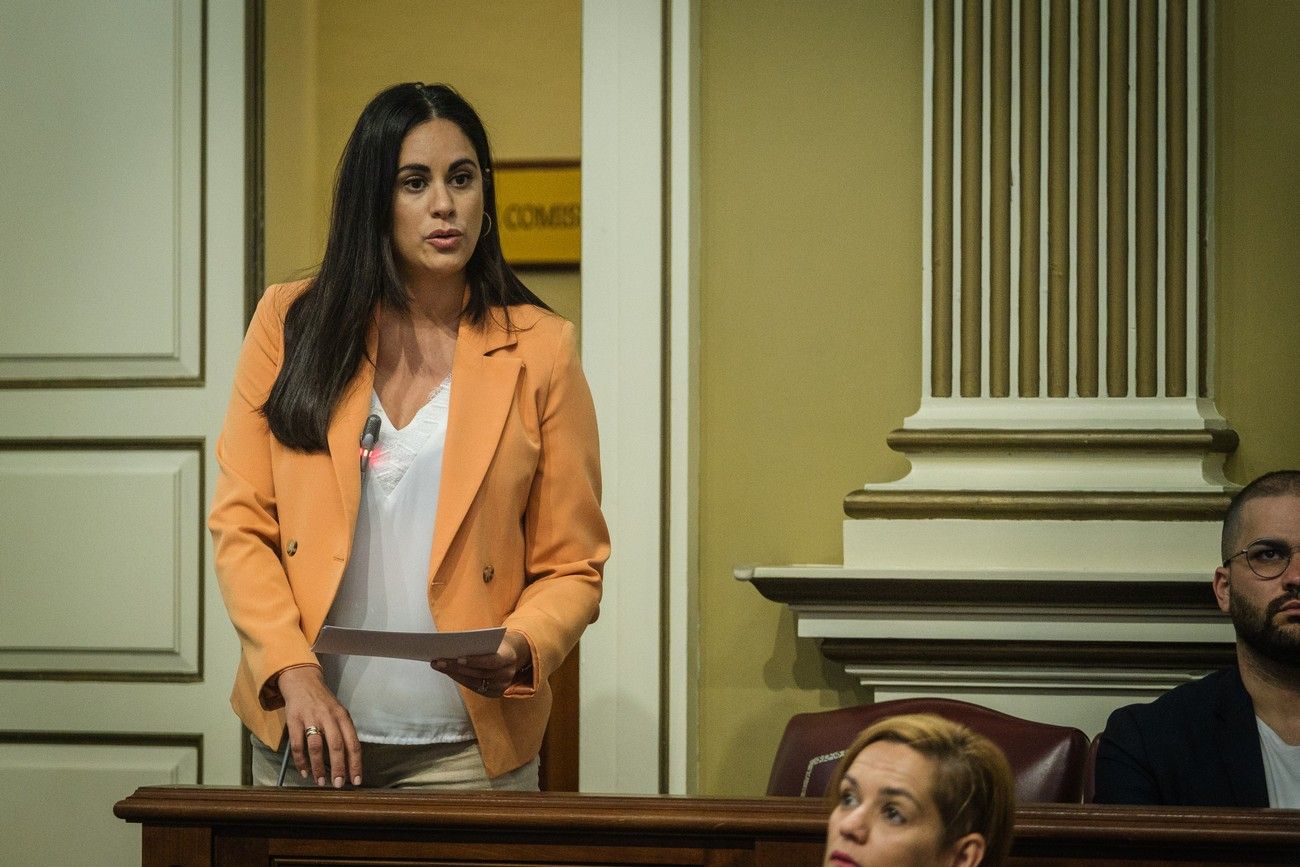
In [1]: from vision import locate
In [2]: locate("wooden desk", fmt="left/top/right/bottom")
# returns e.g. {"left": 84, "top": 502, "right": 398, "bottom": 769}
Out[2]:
{"left": 116, "top": 786, "right": 1300, "bottom": 866}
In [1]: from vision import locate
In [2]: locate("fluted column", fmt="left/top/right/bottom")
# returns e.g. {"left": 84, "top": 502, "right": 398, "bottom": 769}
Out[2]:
{"left": 739, "top": 0, "right": 1236, "bottom": 709}
{"left": 862, "top": 0, "right": 1232, "bottom": 516}
{"left": 740, "top": 0, "right": 1235, "bottom": 710}
{"left": 926, "top": 0, "right": 1208, "bottom": 404}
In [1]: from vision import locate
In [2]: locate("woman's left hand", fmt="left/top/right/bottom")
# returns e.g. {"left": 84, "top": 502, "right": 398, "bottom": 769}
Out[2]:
{"left": 432, "top": 629, "right": 532, "bottom": 698}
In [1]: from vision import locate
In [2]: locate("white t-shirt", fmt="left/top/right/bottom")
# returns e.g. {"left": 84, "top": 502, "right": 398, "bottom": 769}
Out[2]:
{"left": 1256, "top": 716, "right": 1300, "bottom": 809}
{"left": 321, "top": 379, "right": 474, "bottom": 745}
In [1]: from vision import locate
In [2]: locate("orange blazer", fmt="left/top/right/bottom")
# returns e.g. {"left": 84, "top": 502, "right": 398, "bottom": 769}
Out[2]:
{"left": 208, "top": 281, "right": 608, "bottom": 778}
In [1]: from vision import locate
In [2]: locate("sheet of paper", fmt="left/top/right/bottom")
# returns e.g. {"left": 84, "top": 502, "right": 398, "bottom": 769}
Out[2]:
{"left": 311, "top": 625, "right": 506, "bottom": 662}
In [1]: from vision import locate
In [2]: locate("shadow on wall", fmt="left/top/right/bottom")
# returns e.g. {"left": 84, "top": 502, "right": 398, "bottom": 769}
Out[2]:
{"left": 763, "top": 607, "right": 864, "bottom": 699}
{"left": 708, "top": 607, "right": 873, "bottom": 793}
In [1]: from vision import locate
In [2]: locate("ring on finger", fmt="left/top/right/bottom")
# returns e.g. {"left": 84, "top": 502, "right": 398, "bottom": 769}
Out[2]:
{"left": 303, "top": 726, "right": 322, "bottom": 738}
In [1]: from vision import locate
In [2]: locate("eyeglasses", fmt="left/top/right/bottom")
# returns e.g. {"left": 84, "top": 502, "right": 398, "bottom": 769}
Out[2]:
{"left": 1222, "top": 541, "right": 1300, "bottom": 579}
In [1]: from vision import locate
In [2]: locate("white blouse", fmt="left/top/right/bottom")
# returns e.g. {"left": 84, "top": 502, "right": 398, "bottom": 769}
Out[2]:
{"left": 321, "top": 377, "right": 474, "bottom": 744}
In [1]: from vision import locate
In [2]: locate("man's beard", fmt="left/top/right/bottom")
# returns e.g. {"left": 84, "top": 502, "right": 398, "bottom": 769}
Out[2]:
{"left": 1230, "top": 589, "right": 1300, "bottom": 667}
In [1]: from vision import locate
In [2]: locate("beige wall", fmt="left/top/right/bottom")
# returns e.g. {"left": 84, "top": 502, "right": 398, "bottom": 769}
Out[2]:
{"left": 695, "top": 0, "right": 1300, "bottom": 797}
{"left": 697, "top": 0, "right": 923, "bottom": 796}
{"left": 1214, "top": 1, "right": 1300, "bottom": 481}
{"left": 263, "top": 0, "right": 581, "bottom": 323}
{"left": 263, "top": 0, "right": 319, "bottom": 286}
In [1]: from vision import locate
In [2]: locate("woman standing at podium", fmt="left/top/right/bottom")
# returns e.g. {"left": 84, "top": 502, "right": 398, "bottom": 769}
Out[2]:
{"left": 209, "top": 83, "right": 607, "bottom": 790}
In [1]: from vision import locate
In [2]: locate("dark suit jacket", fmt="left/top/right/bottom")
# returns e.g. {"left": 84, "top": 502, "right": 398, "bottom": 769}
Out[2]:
{"left": 1093, "top": 666, "right": 1269, "bottom": 807}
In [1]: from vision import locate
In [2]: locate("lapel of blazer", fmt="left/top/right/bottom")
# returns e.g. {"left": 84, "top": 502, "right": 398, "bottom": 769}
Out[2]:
{"left": 428, "top": 310, "right": 521, "bottom": 580}
{"left": 326, "top": 316, "right": 380, "bottom": 545}
{"left": 1215, "top": 666, "right": 1271, "bottom": 807}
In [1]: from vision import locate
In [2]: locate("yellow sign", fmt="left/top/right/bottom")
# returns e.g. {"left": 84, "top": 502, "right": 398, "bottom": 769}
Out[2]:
{"left": 493, "top": 163, "right": 581, "bottom": 267}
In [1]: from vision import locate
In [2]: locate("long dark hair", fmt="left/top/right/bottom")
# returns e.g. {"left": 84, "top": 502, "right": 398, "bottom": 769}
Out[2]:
{"left": 263, "top": 82, "right": 548, "bottom": 451}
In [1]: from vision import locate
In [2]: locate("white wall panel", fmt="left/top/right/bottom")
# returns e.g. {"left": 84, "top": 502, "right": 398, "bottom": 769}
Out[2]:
{"left": 581, "top": 0, "right": 664, "bottom": 795}
{"left": 0, "top": 445, "right": 202, "bottom": 677}
{"left": 0, "top": 0, "right": 203, "bottom": 383}
{"left": 0, "top": 2, "right": 247, "bottom": 840}
{"left": 0, "top": 738, "right": 198, "bottom": 866}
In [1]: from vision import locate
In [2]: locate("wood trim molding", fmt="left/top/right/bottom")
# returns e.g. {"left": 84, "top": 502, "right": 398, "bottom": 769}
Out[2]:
{"left": 538, "top": 646, "right": 580, "bottom": 792}
{"left": 738, "top": 566, "right": 1231, "bottom": 690}
{"left": 244, "top": 0, "right": 265, "bottom": 326}
{"left": 844, "top": 488, "right": 1231, "bottom": 520}
{"left": 820, "top": 638, "right": 1236, "bottom": 672}
{"left": 744, "top": 573, "right": 1219, "bottom": 612}
{"left": 885, "top": 427, "right": 1239, "bottom": 453}
{"left": 115, "top": 786, "right": 1300, "bottom": 861}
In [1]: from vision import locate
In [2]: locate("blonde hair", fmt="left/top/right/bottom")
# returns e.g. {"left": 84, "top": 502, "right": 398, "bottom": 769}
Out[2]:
{"left": 828, "top": 713, "right": 1015, "bottom": 867}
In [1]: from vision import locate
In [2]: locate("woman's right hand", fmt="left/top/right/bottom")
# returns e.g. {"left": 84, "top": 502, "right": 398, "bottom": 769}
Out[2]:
{"left": 276, "top": 665, "right": 363, "bottom": 787}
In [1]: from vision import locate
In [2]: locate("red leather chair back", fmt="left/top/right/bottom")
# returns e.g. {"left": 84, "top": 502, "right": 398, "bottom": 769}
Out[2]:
{"left": 766, "top": 698, "right": 1089, "bottom": 803}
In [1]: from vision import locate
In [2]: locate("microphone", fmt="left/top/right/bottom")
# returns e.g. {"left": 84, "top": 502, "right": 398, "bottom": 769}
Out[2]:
{"left": 359, "top": 414, "right": 381, "bottom": 475}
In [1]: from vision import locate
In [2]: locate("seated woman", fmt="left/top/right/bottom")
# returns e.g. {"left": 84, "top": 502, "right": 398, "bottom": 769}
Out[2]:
{"left": 823, "top": 714, "right": 1015, "bottom": 867}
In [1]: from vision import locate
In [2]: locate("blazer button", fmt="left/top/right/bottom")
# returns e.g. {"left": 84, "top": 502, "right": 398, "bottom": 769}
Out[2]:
{"left": 482, "top": 564, "right": 494, "bottom": 583}
{"left": 286, "top": 539, "right": 298, "bottom": 556}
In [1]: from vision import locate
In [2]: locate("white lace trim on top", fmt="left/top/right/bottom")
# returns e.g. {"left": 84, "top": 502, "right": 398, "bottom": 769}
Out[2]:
{"left": 369, "top": 376, "right": 451, "bottom": 496}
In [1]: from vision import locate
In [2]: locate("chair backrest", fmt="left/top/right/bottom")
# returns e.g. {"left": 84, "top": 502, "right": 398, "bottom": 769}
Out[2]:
{"left": 766, "top": 697, "right": 1090, "bottom": 803}
{"left": 1082, "top": 732, "right": 1102, "bottom": 803}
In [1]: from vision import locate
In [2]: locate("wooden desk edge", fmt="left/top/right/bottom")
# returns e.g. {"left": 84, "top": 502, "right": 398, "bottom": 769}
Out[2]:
{"left": 116, "top": 786, "right": 1300, "bottom": 845}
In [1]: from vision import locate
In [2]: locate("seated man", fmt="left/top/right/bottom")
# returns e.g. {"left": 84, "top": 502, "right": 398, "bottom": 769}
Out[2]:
{"left": 1094, "top": 470, "right": 1300, "bottom": 807}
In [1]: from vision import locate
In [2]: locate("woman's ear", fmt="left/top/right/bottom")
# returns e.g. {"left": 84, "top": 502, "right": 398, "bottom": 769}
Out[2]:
{"left": 946, "top": 832, "right": 987, "bottom": 867}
